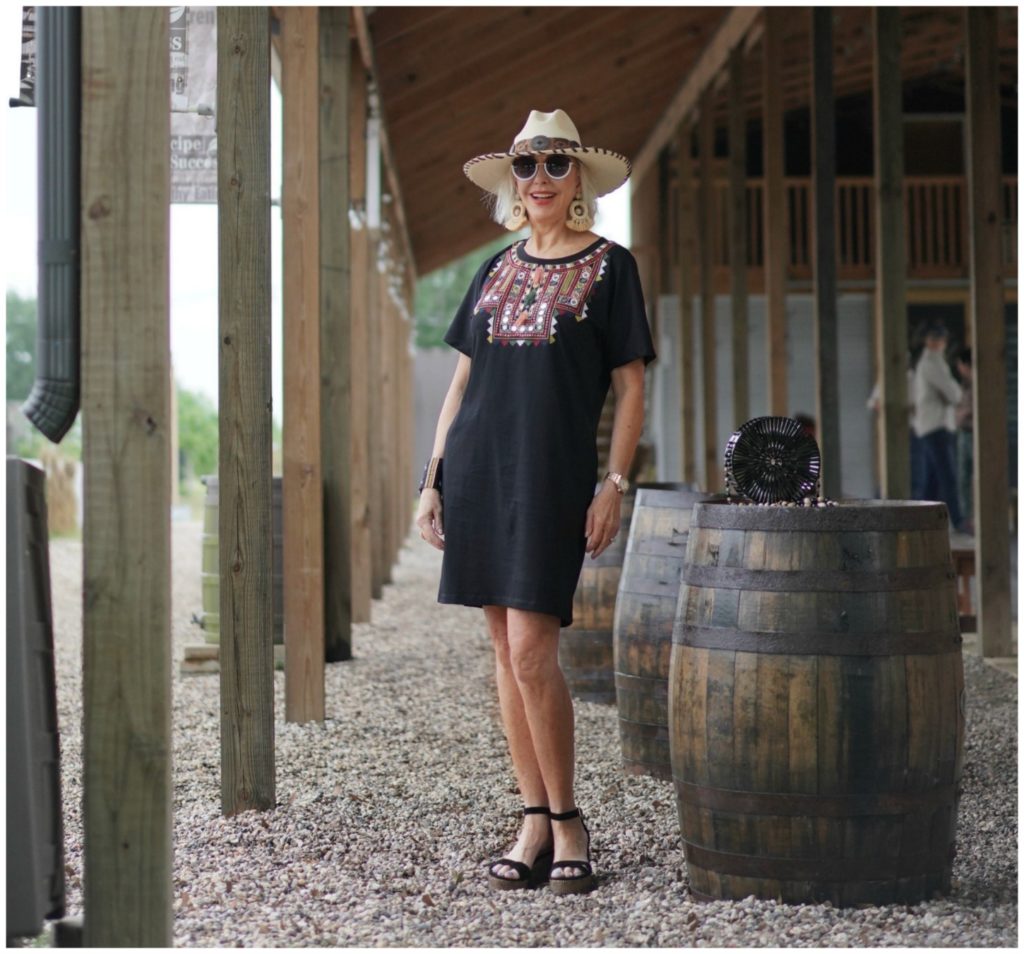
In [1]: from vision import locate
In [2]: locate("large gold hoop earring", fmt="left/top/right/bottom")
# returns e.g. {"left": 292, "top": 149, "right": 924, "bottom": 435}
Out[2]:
{"left": 567, "top": 194, "right": 593, "bottom": 232}
{"left": 505, "top": 198, "right": 528, "bottom": 231}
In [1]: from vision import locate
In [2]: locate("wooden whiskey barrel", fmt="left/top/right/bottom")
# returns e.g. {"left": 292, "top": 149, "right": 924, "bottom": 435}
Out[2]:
{"left": 670, "top": 500, "right": 965, "bottom": 907}
{"left": 558, "top": 488, "right": 636, "bottom": 703}
{"left": 614, "top": 485, "right": 708, "bottom": 777}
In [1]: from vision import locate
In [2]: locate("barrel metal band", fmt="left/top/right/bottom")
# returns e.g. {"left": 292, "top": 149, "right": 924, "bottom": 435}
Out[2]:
{"left": 691, "top": 502, "right": 948, "bottom": 532}
{"left": 616, "top": 718, "right": 670, "bottom": 738}
{"left": 681, "top": 564, "right": 954, "bottom": 593}
{"left": 682, "top": 841, "right": 954, "bottom": 881}
{"left": 676, "top": 625, "right": 963, "bottom": 656}
{"left": 614, "top": 671, "right": 669, "bottom": 693}
{"left": 676, "top": 780, "right": 958, "bottom": 817}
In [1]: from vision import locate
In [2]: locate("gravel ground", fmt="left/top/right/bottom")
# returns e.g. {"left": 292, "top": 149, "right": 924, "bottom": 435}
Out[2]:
{"left": 45, "top": 520, "right": 1017, "bottom": 947}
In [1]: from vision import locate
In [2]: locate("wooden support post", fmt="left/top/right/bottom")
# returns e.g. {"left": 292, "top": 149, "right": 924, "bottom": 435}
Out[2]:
{"left": 319, "top": 7, "right": 353, "bottom": 662}
{"left": 762, "top": 7, "right": 788, "bottom": 416}
{"left": 872, "top": 7, "right": 910, "bottom": 499}
{"left": 217, "top": 6, "right": 275, "bottom": 813}
{"left": 368, "top": 205, "right": 384, "bottom": 599}
{"left": 698, "top": 86, "right": 718, "bottom": 491}
{"left": 81, "top": 8, "right": 171, "bottom": 945}
{"left": 964, "top": 7, "right": 1012, "bottom": 657}
{"left": 281, "top": 6, "right": 325, "bottom": 722}
{"left": 811, "top": 7, "right": 840, "bottom": 497}
{"left": 657, "top": 149, "right": 673, "bottom": 304}
{"left": 675, "top": 120, "right": 697, "bottom": 486}
{"left": 348, "top": 52, "right": 372, "bottom": 623}
{"left": 379, "top": 262, "right": 395, "bottom": 580}
{"left": 727, "top": 45, "right": 749, "bottom": 430}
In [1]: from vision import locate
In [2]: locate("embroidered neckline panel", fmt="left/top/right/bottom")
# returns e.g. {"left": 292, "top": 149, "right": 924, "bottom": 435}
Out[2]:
{"left": 474, "top": 240, "right": 615, "bottom": 347}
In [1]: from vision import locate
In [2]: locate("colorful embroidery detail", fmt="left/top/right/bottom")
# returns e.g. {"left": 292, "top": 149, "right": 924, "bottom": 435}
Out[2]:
{"left": 474, "top": 241, "right": 613, "bottom": 347}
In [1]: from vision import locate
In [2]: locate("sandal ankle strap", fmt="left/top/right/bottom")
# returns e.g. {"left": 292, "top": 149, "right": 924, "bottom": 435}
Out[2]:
{"left": 523, "top": 805, "right": 550, "bottom": 816}
{"left": 550, "top": 808, "right": 580, "bottom": 822}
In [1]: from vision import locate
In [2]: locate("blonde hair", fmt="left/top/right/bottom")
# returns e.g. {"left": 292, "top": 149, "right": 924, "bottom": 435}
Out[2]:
{"left": 487, "top": 159, "right": 599, "bottom": 230}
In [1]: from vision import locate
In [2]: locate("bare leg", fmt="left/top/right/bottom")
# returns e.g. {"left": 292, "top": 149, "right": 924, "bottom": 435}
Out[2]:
{"left": 504, "top": 607, "right": 590, "bottom": 878}
{"left": 483, "top": 605, "right": 552, "bottom": 880}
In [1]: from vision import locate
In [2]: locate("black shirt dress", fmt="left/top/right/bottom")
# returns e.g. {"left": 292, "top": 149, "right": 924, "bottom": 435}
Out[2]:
{"left": 438, "top": 237, "right": 656, "bottom": 626}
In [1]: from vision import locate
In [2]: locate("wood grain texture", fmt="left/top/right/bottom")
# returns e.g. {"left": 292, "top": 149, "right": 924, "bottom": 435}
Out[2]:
{"left": 632, "top": 6, "right": 760, "bottom": 185}
{"left": 810, "top": 7, "right": 841, "bottom": 497}
{"left": 669, "top": 500, "right": 964, "bottom": 906}
{"left": 762, "top": 8, "right": 788, "bottom": 417}
{"left": 727, "top": 46, "right": 750, "bottom": 429}
{"left": 320, "top": 7, "right": 354, "bottom": 661}
{"left": 81, "top": 7, "right": 172, "bottom": 944}
{"left": 282, "top": 5, "right": 325, "bottom": 722}
{"left": 698, "top": 88, "right": 719, "bottom": 490}
{"left": 872, "top": 7, "right": 911, "bottom": 498}
{"left": 217, "top": 5, "right": 276, "bottom": 813}
{"left": 964, "top": 7, "right": 1013, "bottom": 658}
{"left": 560, "top": 492, "right": 636, "bottom": 701}
{"left": 348, "top": 51, "right": 372, "bottom": 623}
{"left": 675, "top": 122, "right": 698, "bottom": 487}
{"left": 614, "top": 486, "right": 707, "bottom": 778}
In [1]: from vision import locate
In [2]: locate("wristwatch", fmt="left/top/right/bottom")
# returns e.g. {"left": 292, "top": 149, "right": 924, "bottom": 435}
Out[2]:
{"left": 604, "top": 471, "right": 629, "bottom": 495}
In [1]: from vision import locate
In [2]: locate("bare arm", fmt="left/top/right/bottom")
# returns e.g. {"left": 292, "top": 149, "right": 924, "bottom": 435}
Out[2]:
{"left": 585, "top": 358, "right": 646, "bottom": 559}
{"left": 416, "top": 353, "right": 471, "bottom": 550}
{"left": 430, "top": 353, "right": 472, "bottom": 457}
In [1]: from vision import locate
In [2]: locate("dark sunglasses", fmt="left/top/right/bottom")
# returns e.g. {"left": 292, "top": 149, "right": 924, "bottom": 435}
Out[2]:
{"left": 511, "top": 154, "right": 575, "bottom": 181}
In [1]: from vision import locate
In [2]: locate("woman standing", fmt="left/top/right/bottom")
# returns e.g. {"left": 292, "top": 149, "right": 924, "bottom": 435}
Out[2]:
{"left": 416, "top": 110, "right": 655, "bottom": 895}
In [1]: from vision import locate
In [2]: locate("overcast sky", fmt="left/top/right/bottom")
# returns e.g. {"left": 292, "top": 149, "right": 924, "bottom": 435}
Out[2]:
{"left": 2, "top": 6, "right": 630, "bottom": 422}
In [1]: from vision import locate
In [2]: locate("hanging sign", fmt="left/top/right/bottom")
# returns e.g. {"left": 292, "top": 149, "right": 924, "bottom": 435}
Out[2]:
{"left": 170, "top": 6, "right": 217, "bottom": 204}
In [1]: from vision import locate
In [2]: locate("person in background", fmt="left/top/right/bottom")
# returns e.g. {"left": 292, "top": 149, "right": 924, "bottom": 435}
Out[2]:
{"left": 911, "top": 323, "right": 962, "bottom": 529}
{"left": 866, "top": 358, "right": 916, "bottom": 499}
{"left": 954, "top": 347, "right": 974, "bottom": 535}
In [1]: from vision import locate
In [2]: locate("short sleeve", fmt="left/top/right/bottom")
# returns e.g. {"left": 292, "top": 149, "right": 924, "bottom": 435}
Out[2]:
{"left": 443, "top": 252, "right": 503, "bottom": 357}
{"left": 602, "top": 247, "right": 657, "bottom": 370}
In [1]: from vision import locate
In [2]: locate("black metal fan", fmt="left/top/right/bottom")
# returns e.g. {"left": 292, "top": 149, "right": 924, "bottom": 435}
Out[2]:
{"left": 724, "top": 417, "right": 821, "bottom": 503}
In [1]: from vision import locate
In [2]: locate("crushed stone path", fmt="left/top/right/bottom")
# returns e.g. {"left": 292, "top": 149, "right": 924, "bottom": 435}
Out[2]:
{"left": 45, "top": 521, "right": 1017, "bottom": 947}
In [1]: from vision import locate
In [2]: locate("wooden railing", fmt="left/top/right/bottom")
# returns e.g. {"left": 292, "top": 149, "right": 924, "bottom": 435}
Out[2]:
{"left": 695, "top": 174, "right": 1017, "bottom": 282}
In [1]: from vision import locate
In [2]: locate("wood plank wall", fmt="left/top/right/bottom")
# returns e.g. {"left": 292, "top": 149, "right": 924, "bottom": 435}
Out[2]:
{"left": 81, "top": 7, "right": 172, "bottom": 944}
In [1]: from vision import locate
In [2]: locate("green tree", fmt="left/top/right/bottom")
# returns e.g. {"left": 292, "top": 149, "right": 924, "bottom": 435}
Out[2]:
{"left": 414, "top": 234, "right": 512, "bottom": 349}
{"left": 6, "top": 291, "right": 37, "bottom": 402}
{"left": 176, "top": 384, "right": 218, "bottom": 480}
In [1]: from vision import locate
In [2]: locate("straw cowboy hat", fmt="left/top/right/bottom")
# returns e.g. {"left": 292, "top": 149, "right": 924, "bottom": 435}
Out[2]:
{"left": 463, "top": 109, "right": 632, "bottom": 197}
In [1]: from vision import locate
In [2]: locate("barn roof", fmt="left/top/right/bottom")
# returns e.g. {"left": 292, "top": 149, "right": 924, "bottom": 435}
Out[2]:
{"left": 362, "top": 5, "right": 1018, "bottom": 275}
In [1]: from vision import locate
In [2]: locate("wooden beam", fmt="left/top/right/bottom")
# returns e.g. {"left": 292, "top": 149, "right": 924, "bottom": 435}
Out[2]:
{"left": 320, "top": 7, "right": 354, "bottom": 662}
{"left": 632, "top": 6, "right": 761, "bottom": 187}
{"left": 698, "top": 85, "right": 719, "bottom": 492}
{"left": 81, "top": 7, "right": 171, "bottom": 945}
{"left": 217, "top": 6, "right": 275, "bottom": 813}
{"left": 367, "top": 229, "right": 384, "bottom": 598}
{"left": 964, "top": 7, "right": 1012, "bottom": 657}
{"left": 675, "top": 121, "right": 697, "bottom": 487}
{"left": 762, "top": 7, "right": 788, "bottom": 417}
{"left": 351, "top": 6, "right": 417, "bottom": 278}
{"left": 811, "top": 8, "right": 841, "bottom": 497}
{"left": 348, "top": 52, "right": 372, "bottom": 623}
{"left": 281, "top": 6, "right": 325, "bottom": 722}
{"left": 872, "top": 7, "right": 910, "bottom": 499}
{"left": 727, "top": 44, "right": 750, "bottom": 430}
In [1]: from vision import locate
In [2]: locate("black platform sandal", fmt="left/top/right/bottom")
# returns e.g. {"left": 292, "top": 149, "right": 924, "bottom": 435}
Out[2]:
{"left": 486, "top": 806, "right": 554, "bottom": 891}
{"left": 549, "top": 808, "right": 595, "bottom": 895}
